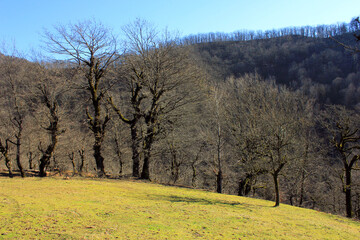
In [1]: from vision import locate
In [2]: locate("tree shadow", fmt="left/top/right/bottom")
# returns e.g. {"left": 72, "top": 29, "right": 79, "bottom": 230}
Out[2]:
{"left": 148, "top": 194, "right": 268, "bottom": 210}
{"left": 0, "top": 170, "right": 40, "bottom": 177}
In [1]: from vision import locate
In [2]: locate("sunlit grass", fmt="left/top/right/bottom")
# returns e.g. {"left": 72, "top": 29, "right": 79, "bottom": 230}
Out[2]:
{"left": 0, "top": 177, "right": 359, "bottom": 239}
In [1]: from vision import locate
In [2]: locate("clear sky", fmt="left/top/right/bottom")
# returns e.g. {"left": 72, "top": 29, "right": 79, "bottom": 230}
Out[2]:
{"left": 1, "top": 0, "right": 360, "bottom": 55}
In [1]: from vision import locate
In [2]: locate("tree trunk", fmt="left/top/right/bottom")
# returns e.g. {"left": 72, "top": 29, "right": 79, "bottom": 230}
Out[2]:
{"left": 108, "top": 91, "right": 142, "bottom": 178}
{"left": 344, "top": 166, "right": 352, "bottom": 218}
{"left": 141, "top": 152, "right": 150, "bottom": 180}
{"left": 130, "top": 123, "right": 140, "bottom": 178}
{"left": 171, "top": 160, "right": 180, "bottom": 184}
{"left": 273, "top": 149, "right": 285, "bottom": 207}
{"left": 216, "top": 120, "right": 222, "bottom": 194}
{"left": 191, "top": 163, "right": 197, "bottom": 188}
{"left": 39, "top": 131, "right": 58, "bottom": 177}
{"left": 169, "top": 144, "right": 180, "bottom": 184}
{"left": 299, "top": 169, "right": 306, "bottom": 207}
{"left": 216, "top": 169, "right": 223, "bottom": 193}
{"left": 171, "top": 165, "right": 180, "bottom": 184}
{"left": 191, "top": 147, "right": 203, "bottom": 188}
{"left": 1, "top": 139, "right": 14, "bottom": 178}
{"left": 39, "top": 154, "right": 50, "bottom": 177}
{"left": 90, "top": 96, "right": 108, "bottom": 178}
{"left": 78, "top": 148, "right": 85, "bottom": 175}
{"left": 15, "top": 135, "right": 25, "bottom": 178}
{"left": 28, "top": 151, "right": 34, "bottom": 170}
{"left": 93, "top": 142, "right": 105, "bottom": 177}
{"left": 273, "top": 172, "right": 280, "bottom": 207}
{"left": 141, "top": 126, "right": 154, "bottom": 180}
{"left": 6, "top": 161, "right": 13, "bottom": 178}
{"left": 238, "top": 176, "right": 252, "bottom": 196}
{"left": 4, "top": 153, "right": 13, "bottom": 178}
{"left": 238, "top": 179, "right": 246, "bottom": 196}
{"left": 69, "top": 152, "right": 76, "bottom": 175}
{"left": 114, "top": 137, "right": 123, "bottom": 176}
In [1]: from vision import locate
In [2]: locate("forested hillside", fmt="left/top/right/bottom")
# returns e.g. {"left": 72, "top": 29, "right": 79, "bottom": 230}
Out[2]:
{"left": 0, "top": 18, "right": 359, "bottom": 220}
{"left": 193, "top": 33, "right": 360, "bottom": 108}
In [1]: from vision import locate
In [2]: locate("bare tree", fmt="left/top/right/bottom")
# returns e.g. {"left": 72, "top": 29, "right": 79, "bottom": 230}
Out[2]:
{"left": 212, "top": 86, "right": 225, "bottom": 193}
{"left": 0, "top": 52, "right": 30, "bottom": 177}
{"left": 108, "top": 66, "right": 144, "bottom": 177}
{"left": 68, "top": 151, "right": 77, "bottom": 175}
{"left": 24, "top": 61, "right": 66, "bottom": 177}
{"left": 38, "top": 84, "right": 64, "bottom": 176}
{"left": 320, "top": 105, "right": 360, "bottom": 218}
{"left": 44, "top": 19, "right": 119, "bottom": 177}
{"left": 111, "top": 19, "right": 202, "bottom": 180}
{"left": 201, "top": 84, "right": 227, "bottom": 193}
{"left": 9, "top": 91, "right": 25, "bottom": 178}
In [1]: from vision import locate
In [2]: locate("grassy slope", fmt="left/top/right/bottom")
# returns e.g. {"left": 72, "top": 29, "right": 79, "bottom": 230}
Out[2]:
{"left": 0, "top": 177, "right": 359, "bottom": 240}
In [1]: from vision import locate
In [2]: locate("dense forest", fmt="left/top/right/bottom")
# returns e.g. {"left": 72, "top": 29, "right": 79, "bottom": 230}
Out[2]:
{"left": 0, "top": 17, "right": 359, "bottom": 219}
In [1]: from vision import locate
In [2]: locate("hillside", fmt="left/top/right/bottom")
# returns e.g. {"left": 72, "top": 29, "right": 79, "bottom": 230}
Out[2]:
{"left": 192, "top": 33, "right": 360, "bottom": 108}
{"left": 0, "top": 177, "right": 359, "bottom": 239}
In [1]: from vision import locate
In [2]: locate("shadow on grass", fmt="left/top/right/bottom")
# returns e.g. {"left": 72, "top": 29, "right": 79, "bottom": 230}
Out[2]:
{"left": 0, "top": 170, "right": 40, "bottom": 177}
{"left": 148, "top": 194, "right": 268, "bottom": 210}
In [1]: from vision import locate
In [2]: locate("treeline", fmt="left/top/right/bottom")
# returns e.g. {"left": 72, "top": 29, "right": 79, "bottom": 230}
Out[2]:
{"left": 181, "top": 17, "right": 359, "bottom": 44}
{"left": 0, "top": 19, "right": 359, "bottom": 219}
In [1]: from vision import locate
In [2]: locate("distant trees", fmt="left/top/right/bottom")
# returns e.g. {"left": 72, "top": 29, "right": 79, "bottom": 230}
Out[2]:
{"left": 181, "top": 20, "right": 355, "bottom": 45}
{"left": 193, "top": 32, "right": 360, "bottom": 109}
{"left": 44, "top": 19, "right": 119, "bottom": 177}
{"left": 227, "top": 74, "right": 313, "bottom": 206}
{"left": 0, "top": 49, "right": 77, "bottom": 178}
{"left": 331, "top": 17, "right": 360, "bottom": 54}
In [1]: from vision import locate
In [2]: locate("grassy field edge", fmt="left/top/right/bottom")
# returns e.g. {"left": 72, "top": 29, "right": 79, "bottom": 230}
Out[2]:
{"left": 0, "top": 177, "right": 359, "bottom": 239}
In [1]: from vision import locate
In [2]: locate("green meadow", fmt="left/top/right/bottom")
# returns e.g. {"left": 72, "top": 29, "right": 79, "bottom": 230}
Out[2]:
{"left": 0, "top": 177, "right": 359, "bottom": 239}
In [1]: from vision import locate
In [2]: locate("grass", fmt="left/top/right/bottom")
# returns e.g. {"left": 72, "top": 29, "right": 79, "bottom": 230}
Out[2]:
{"left": 0, "top": 177, "right": 359, "bottom": 239}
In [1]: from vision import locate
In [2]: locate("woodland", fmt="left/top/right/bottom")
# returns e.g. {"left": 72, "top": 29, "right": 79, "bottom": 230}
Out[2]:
{"left": 0, "top": 17, "right": 360, "bottom": 219}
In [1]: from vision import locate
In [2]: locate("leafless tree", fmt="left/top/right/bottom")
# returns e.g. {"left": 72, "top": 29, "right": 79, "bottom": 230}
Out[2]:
{"left": 37, "top": 83, "right": 65, "bottom": 176}
{"left": 44, "top": 19, "right": 119, "bottom": 177}
{"left": 320, "top": 105, "right": 360, "bottom": 218}
{"left": 200, "top": 84, "right": 227, "bottom": 193}
{"left": 110, "top": 19, "right": 203, "bottom": 180}
{"left": 0, "top": 51, "right": 30, "bottom": 177}
{"left": 25, "top": 61, "right": 67, "bottom": 177}
{"left": 108, "top": 65, "right": 144, "bottom": 177}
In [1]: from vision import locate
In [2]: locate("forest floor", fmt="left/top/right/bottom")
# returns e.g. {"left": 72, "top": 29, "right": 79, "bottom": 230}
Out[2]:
{"left": 0, "top": 176, "right": 359, "bottom": 239}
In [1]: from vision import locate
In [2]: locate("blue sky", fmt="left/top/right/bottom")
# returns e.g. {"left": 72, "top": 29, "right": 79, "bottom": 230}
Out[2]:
{"left": 1, "top": 0, "right": 360, "bottom": 54}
